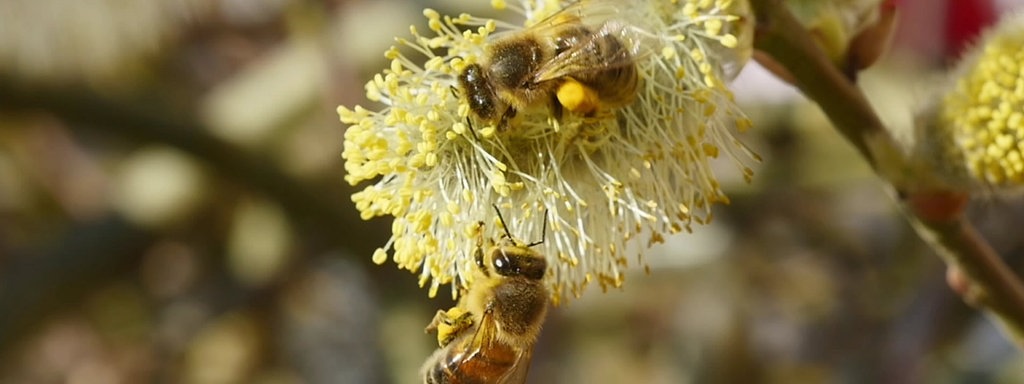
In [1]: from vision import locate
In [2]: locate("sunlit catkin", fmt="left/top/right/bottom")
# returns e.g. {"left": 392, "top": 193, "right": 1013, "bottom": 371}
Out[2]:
{"left": 930, "top": 13, "right": 1024, "bottom": 190}
{"left": 340, "top": 0, "right": 757, "bottom": 303}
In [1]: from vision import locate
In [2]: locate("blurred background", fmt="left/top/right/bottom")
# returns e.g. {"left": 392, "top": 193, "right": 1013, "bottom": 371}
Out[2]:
{"left": 1, "top": 0, "right": 1023, "bottom": 383}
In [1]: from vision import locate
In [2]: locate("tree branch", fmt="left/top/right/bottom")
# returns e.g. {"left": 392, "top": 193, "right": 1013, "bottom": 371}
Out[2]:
{"left": 0, "top": 75, "right": 388, "bottom": 255}
{"left": 749, "top": 0, "right": 1024, "bottom": 346}
{"left": 0, "top": 74, "right": 394, "bottom": 353}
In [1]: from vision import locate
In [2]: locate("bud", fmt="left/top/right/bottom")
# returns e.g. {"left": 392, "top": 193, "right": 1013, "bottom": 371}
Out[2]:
{"left": 758, "top": 0, "right": 895, "bottom": 82}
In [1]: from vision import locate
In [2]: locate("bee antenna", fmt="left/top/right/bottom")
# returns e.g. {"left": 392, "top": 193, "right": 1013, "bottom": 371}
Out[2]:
{"left": 492, "top": 204, "right": 514, "bottom": 240}
{"left": 527, "top": 209, "right": 547, "bottom": 248}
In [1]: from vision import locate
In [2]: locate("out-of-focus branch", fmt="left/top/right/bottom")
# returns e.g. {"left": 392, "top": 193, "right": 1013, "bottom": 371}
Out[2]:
{"left": 0, "top": 215, "right": 155, "bottom": 356}
{"left": 749, "top": 2, "right": 886, "bottom": 169}
{"left": 0, "top": 75, "right": 387, "bottom": 254}
{"left": 0, "top": 74, "right": 393, "bottom": 354}
{"left": 906, "top": 204, "right": 1024, "bottom": 343}
{"left": 749, "top": 0, "right": 1024, "bottom": 346}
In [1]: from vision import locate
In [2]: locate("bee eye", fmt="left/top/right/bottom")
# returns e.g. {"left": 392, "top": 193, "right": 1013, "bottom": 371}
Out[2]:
{"left": 491, "top": 250, "right": 547, "bottom": 280}
{"left": 492, "top": 254, "right": 512, "bottom": 275}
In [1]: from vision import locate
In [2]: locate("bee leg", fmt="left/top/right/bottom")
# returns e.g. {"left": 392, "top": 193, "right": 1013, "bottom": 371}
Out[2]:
{"left": 556, "top": 78, "right": 600, "bottom": 116}
{"left": 426, "top": 307, "right": 474, "bottom": 347}
{"left": 483, "top": 300, "right": 496, "bottom": 316}
{"left": 474, "top": 246, "right": 487, "bottom": 274}
{"left": 441, "top": 308, "right": 474, "bottom": 346}
{"left": 497, "top": 107, "right": 517, "bottom": 132}
{"left": 549, "top": 93, "right": 564, "bottom": 122}
{"left": 425, "top": 309, "right": 448, "bottom": 334}
{"left": 473, "top": 222, "right": 492, "bottom": 277}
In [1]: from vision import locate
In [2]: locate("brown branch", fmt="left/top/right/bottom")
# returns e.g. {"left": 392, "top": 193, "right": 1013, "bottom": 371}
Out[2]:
{"left": 0, "top": 74, "right": 395, "bottom": 354}
{"left": 749, "top": 1, "right": 885, "bottom": 168}
{"left": 749, "top": 0, "right": 1024, "bottom": 346}
{"left": 907, "top": 205, "right": 1024, "bottom": 343}
{"left": 0, "top": 75, "right": 387, "bottom": 254}
{"left": 0, "top": 215, "right": 155, "bottom": 355}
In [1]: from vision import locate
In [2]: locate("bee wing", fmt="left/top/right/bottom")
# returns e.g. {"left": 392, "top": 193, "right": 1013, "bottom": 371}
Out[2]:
{"left": 496, "top": 344, "right": 534, "bottom": 384}
{"left": 528, "top": 0, "right": 624, "bottom": 30}
{"left": 532, "top": 20, "right": 649, "bottom": 83}
{"left": 522, "top": 0, "right": 656, "bottom": 83}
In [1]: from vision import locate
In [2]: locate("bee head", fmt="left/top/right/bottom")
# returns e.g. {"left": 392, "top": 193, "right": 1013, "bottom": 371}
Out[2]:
{"left": 458, "top": 63, "right": 499, "bottom": 121}
{"left": 490, "top": 245, "right": 546, "bottom": 281}
{"left": 479, "top": 205, "right": 549, "bottom": 281}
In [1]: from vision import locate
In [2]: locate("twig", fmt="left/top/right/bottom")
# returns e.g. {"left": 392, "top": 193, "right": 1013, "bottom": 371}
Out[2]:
{"left": 0, "top": 75, "right": 387, "bottom": 255}
{"left": 0, "top": 215, "right": 155, "bottom": 356}
{"left": 0, "top": 74, "right": 393, "bottom": 354}
{"left": 749, "top": 0, "right": 1024, "bottom": 346}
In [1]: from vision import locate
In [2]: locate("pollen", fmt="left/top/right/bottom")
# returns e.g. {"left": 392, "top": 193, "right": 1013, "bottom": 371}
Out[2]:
{"left": 556, "top": 79, "right": 600, "bottom": 115}
{"left": 720, "top": 34, "right": 738, "bottom": 48}
{"left": 372, "top": 248, "right": 388, "bottom": 265}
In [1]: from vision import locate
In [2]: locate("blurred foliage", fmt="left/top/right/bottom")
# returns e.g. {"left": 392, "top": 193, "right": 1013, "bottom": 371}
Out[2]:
{"left": 0, "top": 0, "right": 1022, "bottom": 383}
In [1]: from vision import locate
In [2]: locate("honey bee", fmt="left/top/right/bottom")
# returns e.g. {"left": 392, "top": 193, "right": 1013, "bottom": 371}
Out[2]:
{"left": 458, "top": 0, "right": 650, "bottom": 129}
{"left": 421, "top": 207, "right": 549, "bottom": 384}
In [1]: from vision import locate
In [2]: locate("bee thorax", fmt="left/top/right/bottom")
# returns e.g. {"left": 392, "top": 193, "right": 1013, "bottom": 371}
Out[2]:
{"left": 491, "top": 278, "right": 548, "bottom": 346}
{"left": 487, "top": 37, "right": 544, "bottom": 90}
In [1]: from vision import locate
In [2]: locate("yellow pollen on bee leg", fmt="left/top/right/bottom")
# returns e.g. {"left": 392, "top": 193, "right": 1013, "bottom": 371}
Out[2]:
{"left": 557, "top": 78, "right": 600, "bottom": 115}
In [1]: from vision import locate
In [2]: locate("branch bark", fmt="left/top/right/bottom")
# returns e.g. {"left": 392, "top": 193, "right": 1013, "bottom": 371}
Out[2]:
{"left": 0, "top": 74, "right": 394, "bottom": 353}
{"left": 749, "top": 0, "right": 1024, "bottom": 346}
{"left": 0, "top": 75, "right": 387, "bottom": 254}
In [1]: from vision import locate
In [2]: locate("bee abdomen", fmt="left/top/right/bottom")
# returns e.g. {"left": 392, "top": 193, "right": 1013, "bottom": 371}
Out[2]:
{"left": 427, "top": 342, "right": 520, "bottom": 384}
{"left": 580, "top": 33, "right": 639, "bottom": 107}
{"left": 591, "top": 63, "right": 638, "bottom": 106}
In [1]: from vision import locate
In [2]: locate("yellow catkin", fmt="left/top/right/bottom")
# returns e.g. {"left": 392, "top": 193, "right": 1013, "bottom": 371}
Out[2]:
{"left": 339, "top": 0, "right": 757, "bottom": 302}
{"left": 942, "top": 14, "right": 1024, "bottom": 187}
